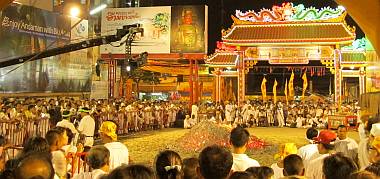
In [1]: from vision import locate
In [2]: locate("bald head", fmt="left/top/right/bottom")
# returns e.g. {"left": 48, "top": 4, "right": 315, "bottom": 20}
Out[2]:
{"left": 14, "top": 152, "right": 54, "bottom": 179}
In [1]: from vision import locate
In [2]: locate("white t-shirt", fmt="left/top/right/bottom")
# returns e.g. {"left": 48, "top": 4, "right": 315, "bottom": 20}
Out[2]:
{"left": 335, "top": 137, "right": 358, "bottom": 161}
{"left": 72, "top": 169, "right": 106, "bottom": 179}
{"left": 78, "top": 115, "right": 95, "bottom": 146}
{"left": 231, "top": 153, "right": 260, "bottom": 172}
{"left": 305, "top": 154, "right": 330, "bottom": 179}
{"left": 358, "top": 138, "right": 370, "bottom": 170}
{"left": 271, "top": 163, "right": 284, "bottom": 179}
{"left": 57, "top": 119, "right": 78, "bottom": 134}
{"left": 297, "top": 144, "right": 319, "bottom": 165}
{"left": 104, "top": 142, "right": 129, "bottom": 170}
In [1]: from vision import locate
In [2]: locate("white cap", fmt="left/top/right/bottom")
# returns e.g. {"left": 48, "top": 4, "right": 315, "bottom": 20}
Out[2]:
{"left": 370, "top": 123, "right": 380, "bottom": 137}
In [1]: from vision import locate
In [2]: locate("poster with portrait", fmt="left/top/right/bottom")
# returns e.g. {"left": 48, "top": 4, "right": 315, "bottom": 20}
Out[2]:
{"left": 170, "top": 5, "right": 208, "bottom": 54}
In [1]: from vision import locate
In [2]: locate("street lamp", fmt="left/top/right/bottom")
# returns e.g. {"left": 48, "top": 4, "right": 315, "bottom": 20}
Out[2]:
{"left": 126, "top": 65, "right": 131, "bottom": 72}
{"left": 69, "top": 6, "right": 80, "bottom": 17}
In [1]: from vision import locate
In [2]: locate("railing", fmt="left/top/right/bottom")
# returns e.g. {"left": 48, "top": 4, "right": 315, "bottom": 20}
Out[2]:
{"left": 0, "top": 117, "right": 50, "bottom": 146}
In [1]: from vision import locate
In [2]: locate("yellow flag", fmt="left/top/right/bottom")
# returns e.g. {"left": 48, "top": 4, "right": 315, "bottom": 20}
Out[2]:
{"left": 284, "top": 79, "right": 288, "bottom": 104}
{"left": 302, "top": 71, "right": 308, "bottom": 99}
{"left": 261, "top": 77, "right": 267, "bottom": 101}
{"left": 288, "top": 71, "right": 294, "bottom": 100}
{"left": 273, "top": 79, "right": 278, "bottom": 103}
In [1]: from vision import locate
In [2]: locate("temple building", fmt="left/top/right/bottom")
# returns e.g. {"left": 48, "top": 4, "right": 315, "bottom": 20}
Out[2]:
{"left": 205, "top": 3, "right": 371, "bottom": 106}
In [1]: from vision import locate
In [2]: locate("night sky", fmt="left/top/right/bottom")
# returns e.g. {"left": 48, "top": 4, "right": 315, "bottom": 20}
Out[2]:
{"left": 151, "top": 0, "right": 364, "bottom": 54}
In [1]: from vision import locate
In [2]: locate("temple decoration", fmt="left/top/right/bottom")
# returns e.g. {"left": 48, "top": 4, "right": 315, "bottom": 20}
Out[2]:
{"left": 235, "top": 3, "right": 346, "bottom": 22}
{"left": 342, "top": 37, "right": 367, "bottom": 51}
{"left": 206, "top": 3, "right": 365, "bottom": 106}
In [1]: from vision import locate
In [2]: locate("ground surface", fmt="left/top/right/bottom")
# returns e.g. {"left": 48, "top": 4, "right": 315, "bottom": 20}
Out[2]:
{"left": 121, "top": 127, "right": 359, "bottom": 167}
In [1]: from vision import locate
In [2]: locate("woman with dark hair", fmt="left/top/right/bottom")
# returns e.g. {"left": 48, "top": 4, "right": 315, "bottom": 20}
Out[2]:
{"left": 155, "top": 150, "right": 183, "bottom": 179}
{"left": 22, "top": 136, "right": 50, "bottom": 155}
{"left": 105, "top": 164, "right": 155, "bottom": 179}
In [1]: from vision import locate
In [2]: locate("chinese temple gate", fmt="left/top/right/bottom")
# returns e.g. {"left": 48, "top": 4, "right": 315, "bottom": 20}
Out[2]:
{"left": 206, "top": 3, "right": 366, "bottom": 106}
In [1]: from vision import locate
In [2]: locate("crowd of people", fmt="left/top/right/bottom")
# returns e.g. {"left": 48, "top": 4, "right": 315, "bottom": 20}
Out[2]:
{"left": 0, "top": 115, "right": 379, "bottom": 179}
{"left": 0, "top": 97, "right": 370, "bottom": 179}
{"left": 186, "top": 99, "right": 359, "bottom": 129}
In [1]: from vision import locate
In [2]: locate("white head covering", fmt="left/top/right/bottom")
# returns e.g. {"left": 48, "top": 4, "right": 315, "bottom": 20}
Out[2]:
{"left": 371, "top": 123, "right": 380, "bottom": 137}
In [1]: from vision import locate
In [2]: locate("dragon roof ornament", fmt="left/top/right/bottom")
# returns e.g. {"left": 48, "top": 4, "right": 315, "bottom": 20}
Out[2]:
{"left": 235, "top": 2, "right": 346, "bottom": 22}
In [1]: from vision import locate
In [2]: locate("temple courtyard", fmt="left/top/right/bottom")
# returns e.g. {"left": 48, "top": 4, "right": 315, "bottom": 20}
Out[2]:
{"left": 120, "top": 127, "right": 360, "bottom": 167}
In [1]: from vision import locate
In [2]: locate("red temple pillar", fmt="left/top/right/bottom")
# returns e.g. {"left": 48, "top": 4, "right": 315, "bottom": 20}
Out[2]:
{"left": 194, "top": 60, "right": 199, "bottom": 104}
{"left": 189, "top": 59, "right": 194, "bottom": 108}
{"left": 108, "top": 59, "right": 117, "bottom": 98}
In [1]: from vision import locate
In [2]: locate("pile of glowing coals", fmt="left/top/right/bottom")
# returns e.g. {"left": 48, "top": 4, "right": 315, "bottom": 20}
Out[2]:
{"left": 176, "top": 120, "right": 269, "bottom": 152}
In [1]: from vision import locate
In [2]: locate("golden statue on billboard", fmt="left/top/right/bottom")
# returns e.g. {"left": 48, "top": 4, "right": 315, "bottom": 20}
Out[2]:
{"left": 176, "top": 9, "right": 201, "bottom": 51}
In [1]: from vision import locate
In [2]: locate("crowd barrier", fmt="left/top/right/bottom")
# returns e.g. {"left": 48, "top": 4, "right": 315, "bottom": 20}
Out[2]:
{"left": 0, "top": 117, "right": 50, "bottom": 146}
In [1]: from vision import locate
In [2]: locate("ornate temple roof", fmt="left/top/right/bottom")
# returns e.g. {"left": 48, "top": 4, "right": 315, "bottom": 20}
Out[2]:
{"left": 221, "top": 3, "right": 356, "bottom": 45}
{"left": 206, "top": 52, "right": 238, "bottom": 66}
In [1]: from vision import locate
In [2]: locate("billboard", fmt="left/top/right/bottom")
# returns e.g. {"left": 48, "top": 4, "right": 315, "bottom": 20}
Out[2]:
{"left": 0, "top": 4, "right": 92, "bottom": 93}
{"left": 170, "top": 5, "right": 207, "bottom": 53}
{"left": 100, "top": 5, "right": 208, "bottom": 55}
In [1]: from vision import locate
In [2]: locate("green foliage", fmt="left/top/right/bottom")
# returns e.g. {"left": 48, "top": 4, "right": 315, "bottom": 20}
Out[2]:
{"left": 152, "top": 13, "right": 170, "bottom": 33}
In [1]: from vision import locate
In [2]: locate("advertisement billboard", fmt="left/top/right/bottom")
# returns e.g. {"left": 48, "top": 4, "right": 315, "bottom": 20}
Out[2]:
{"left": 100, "top": 5, "right": 208, "bottom": 55}
{"left": 101, "top": 6, "right": 172, "bottom": 54}
{"left": 0, "top": 4, "right": 92, "bottom": 93}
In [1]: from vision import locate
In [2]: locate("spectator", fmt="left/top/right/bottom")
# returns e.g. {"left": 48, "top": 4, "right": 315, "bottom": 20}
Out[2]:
{"left": 323, "top": 153, "right": 358, "bottom": 179}
{"left": 365, "top": 162, "right": 380, "bottom": 177}
{"left": 198, "top": 145, "right": 233, "bottom": 179}
{"left": 13, "top": 152, "right": 54, "bottom": 179}
{"left": 155, "top": 150, "right": 183, "bottom": 179}
{"left": 358, "top": 117, "right": 380, "bottom": 170}
{"left": 305, "top": 130, "right": 337, "bottom": 179}
{"left": 56, "top": 110, "right": 78, "bottom": 135}
{"left": 46, "top": 128, "right": 68, "bottom": 179}
{"left": 369, "top": 136, "right": 380, "bottom": 163}
{"left": 183, "top": 157, "right": 199, "bottom": 179}
{"left": 99, "top": 121, "right": 129, "bottom": 170}
{"left": 271, "top": 143, "right": 298, "bottom": 179}
{"left": 245, "top": 166, "right": 273, "bottom": 179}
{"left": 61, "top": 127, "right": 77, "bottom": 154}
{"left": 230, "top": 126, "right": 260, "bottom": 171}
{"left": 350, "top": 171, "right": 377, "bottom": 179}
{"left": 229, "top": 171, "right": 255, "bottom": 179}
{"left": 78, "top": 107, "right": 95, "bottom": 147}
{"left": 297, "top": 127, "right": 319, "bottom": 169}
{"left": 335, "top": 125, "right": 358, "bottom": 163}
{"left": 73, "top": 145, "right": 110, "bottom": 179}
{"left": 22, "top": 136, "right": 50, "bottom": 155}
{"left": 105, "top": 164, "right": 155, "bottom": 179}
{"left": 281, "top": 154, "right": 304, "bottom": 178}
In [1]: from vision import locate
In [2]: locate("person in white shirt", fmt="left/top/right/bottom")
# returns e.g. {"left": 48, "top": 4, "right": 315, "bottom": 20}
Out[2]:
{"left": 270, "top": 143, "right": 298, "bottom": 179}
{"left": 73, "top": 145, "right": 110, "bottom": 179}
{"left": 46, "top": 128, "right": 68, "bottom": 179}
{"left": 358, "top": 119, "right": 380, "bottom": 170}
{"left": 225, "top": 102, "right": 233, "bottom": 125}
{"left": 56, "top": 111, "right": 78, "bottom": 135}
{"left": 305, "top": 130, "right": 337, "bottom": 179}
{"left": 184, "top": 115, "right": 192, "bottom": 128}
{"left": 78, "top": 107, "right": 95, "bottom": 147}
{"left": 191, "top": 103, "right": 198, "bottom": 123}
{"left": 297, "top": 127, "right": 319, "bottom": 169}
{"left": 230, "top": 126, "right": 260, "bottom": 172}
{"left": 99, "top": 121, "right": 129, "bottom": 170}
{"left": 335, "top": 125, "right": 359, "bottom": 163}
